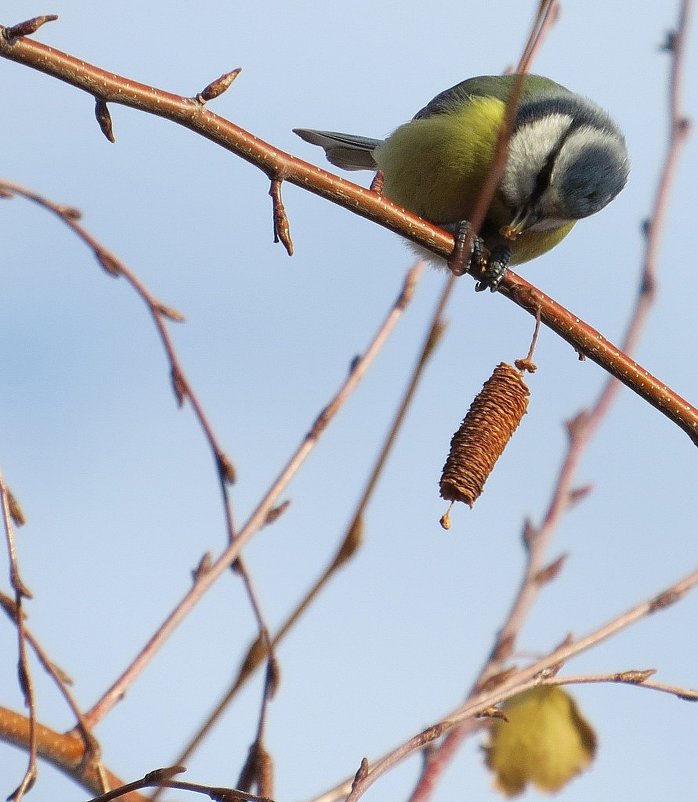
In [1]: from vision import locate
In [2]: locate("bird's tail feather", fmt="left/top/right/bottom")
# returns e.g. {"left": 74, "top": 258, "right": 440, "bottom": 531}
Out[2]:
{"left": 293, "top": 129, "right": 381, "bottom": 171}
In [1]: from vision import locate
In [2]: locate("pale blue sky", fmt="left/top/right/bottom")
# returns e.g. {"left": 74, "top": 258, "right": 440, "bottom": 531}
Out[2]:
{"left": 1, "top": 2, "right": 697, "bottom": 801}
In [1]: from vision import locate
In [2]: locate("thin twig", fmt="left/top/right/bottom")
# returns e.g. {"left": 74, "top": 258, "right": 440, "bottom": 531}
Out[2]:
{"left": 516, "top": 0, "right": 560, "bottom": 73}
{"left": 0, "top": 473, "right": 37, "bottom": 802}
{"left": 86, "top": 765, "right": 274, "bottom": 802}
{"left": 543, "top": 671, "right": 698, "bottom": 701}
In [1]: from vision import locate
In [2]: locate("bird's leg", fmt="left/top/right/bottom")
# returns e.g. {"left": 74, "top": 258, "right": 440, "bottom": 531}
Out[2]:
{"left": 474, "top": 245, "right": 511, "bottom": 293}
{"left": 447, "top": 222, "right": 511, "bottom": 291}
{"left": 447, "top": 220, "right": 486, "bottom": 277}
{"left": 370, "top": 170, "right": 384, "bottom": 194}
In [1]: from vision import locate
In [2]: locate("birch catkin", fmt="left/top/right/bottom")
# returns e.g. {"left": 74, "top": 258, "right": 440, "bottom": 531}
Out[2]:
{"left": 440, "top": 362, "right": 530, "bottom": 507}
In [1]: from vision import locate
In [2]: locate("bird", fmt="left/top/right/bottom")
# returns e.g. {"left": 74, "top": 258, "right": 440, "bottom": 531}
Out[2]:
{"left": 294, "top": 74, "right": 629, "bottom": 290}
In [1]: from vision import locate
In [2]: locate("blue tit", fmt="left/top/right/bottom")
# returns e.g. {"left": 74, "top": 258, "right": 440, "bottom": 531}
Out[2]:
{"left": 294, "top": 74, "right": 629, "bottom": 289}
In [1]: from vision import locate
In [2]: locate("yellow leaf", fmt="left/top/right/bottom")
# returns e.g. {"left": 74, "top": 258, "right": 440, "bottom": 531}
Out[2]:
{"left": 483, "top": 686, "right": 597, "bottom": 796}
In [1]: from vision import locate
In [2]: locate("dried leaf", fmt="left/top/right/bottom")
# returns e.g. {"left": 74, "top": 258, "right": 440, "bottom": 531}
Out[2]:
{"left": 484, "top": 686, "right": 596, "bottom": 796}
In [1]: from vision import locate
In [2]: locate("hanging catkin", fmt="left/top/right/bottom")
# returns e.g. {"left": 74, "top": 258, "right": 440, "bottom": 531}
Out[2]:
{"left": 440, "top": 362, "right": 529, "bottom": 507}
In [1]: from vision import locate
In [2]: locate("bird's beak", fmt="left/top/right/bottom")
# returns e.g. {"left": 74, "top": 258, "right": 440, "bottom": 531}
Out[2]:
{"left": 500, "top": 206, "right": 539, "bottom": 241}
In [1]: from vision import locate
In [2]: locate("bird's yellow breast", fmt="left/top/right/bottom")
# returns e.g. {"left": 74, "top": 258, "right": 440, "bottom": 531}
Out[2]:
{"left": 373, "top": 95, "right": 575, "bottom": 265}
{"left": 375, "top": 96, "right": 507, "bottom": 223}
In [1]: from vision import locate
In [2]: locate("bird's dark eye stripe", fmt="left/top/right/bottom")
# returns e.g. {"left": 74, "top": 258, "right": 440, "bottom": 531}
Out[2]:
{"left": 532, "top": 150, "right": 556, "bottom": 199}
{"left": 529, "top": 116, "right": 595, "bottom": 204}
{"left": 530, "top": 132, "right": 567, "bottom": 203}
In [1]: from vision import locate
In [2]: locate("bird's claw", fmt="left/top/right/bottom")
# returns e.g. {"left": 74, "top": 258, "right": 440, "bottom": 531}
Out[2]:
{"left": 447, "top": 220, "right": 486, "bottom": 277}
{"left": 474, "top": 246, "right": 511, "bottom": 292}
{"left": 447, "top": 221, "right": 511, "bottom": 292}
